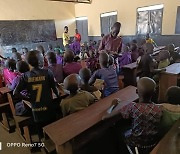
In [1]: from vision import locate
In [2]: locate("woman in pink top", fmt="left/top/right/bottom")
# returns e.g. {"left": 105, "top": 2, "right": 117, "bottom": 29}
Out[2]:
{"left": 3, "top": 59, "right": 19, "bottom": 85}
{"left": 63, "top": 50, "right": 82, "bottom": 77}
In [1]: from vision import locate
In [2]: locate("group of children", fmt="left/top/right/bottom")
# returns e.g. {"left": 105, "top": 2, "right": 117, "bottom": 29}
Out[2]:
{"left": 0, "top": 37, "right": 179, "bottom": 152}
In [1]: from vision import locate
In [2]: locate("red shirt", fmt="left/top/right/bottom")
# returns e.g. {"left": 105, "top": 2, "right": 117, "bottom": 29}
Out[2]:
{"left": 99, "top": 34, "right": 122, "bottom": 53}
{"left": 75, "top": 33, "right": 81, "bottom": 42}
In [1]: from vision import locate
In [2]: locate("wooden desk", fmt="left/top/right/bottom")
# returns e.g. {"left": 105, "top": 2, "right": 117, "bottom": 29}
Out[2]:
{"left": 151, "top": 119, "right": 180, "bottom": 154}
{"left": 122, "top": 62, "right": 137, "bottom": 87}
{"left": 43, "top": 86, "right": 138, "bottom": 154}
{"left": 159, "top": 63, "right": 180, "bottom": 102}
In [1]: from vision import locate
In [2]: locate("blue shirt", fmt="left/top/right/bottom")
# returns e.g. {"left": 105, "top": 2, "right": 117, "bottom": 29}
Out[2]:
{"left": 89, "top": 67, "right": 119, "bottom": 97}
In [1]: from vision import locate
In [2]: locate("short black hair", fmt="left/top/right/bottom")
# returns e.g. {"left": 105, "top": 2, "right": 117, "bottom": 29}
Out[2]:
{"left": 5, "top": 59, "right": 16, "bottom": 71}
{"left": 64, "top": 26, "right": 68, "bottom": 29}
{"left": 64, "top": 50, "right": 74, "bottom": 63}
{"left": 99, "top": 52, "right": 109, "bottom": 67}
{"left": 166, "top": 86, "right": 180, "bottom": 105}
{"left": 46, "top": 52, "right": 57, "bottom": 64}
{"left": 12, "top": 48, "right": 17, "bottom": 53}
{"left": 12, "top": 52, "right": 22, "bottom": 62}
{"left": 26, "top": 50, "right": 39, "bottom": 67}
{"left": 22, "top": 47, "right": 28, "bottom": 54}
{"left": 36, "top": 45, "right": 45, "bottom": 56}
{"left": 79, "top": 68, "right": 91, "bottom": 84}
{"left": 16, "top": 61, "right": 30, "bottom": 73}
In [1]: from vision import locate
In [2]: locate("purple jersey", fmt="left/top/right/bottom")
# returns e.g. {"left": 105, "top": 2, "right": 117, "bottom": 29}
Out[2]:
{"left": 89, "top": 67, "right": 119, "bottom": 97}
{"left": 63, "top": 62, "right": 82, "bottom": 77}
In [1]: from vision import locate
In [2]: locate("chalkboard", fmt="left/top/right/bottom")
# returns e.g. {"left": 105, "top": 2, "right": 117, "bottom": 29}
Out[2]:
{"left": 0, "top": 20, "right": 57, "bottom": 45}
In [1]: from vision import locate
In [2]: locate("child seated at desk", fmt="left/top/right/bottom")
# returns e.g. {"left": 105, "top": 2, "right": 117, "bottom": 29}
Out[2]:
{"left": 46, "top": 52, "right": 63, "bottom": 83}
{"left": 158, "top": 50, "right": 170, "bottom": 69}
{"left": 10, "top": 61, "right": 30, "bottom": 116}
{"left": 160, "top": 86, "right": 180, "bottom": 136}
{"left": 63, "top": 50, "right": 82, "bottom": 77}
{"left": 3, "top": 59, "right": 19, "bottom": 86}
{"left": 131, "top": 43, "right": 139, "bottom": 62}
{"left": 168, "top": 44, "right": 180, "bottom": 63}
{"left": 137, "top": 43, "right": 165, "bottom": 78}
{"left": 55, "top": 47, "right": 63, "bottom": 65}
{"left": 103, "top": 77, "right": 162, "bottom": 153}
{"left": 86, "top": 50, "right": 98, "bottom": 73}
{"left": 89, "top": 52, "right": 119, "bottom": 97}
{"left": 60, "top": 74, "right": 95, "bottom": 117}
{"left": 119, "top": 45, "right": 132, "bottom": 69}
{"left": 14, "top": 50, "right": 60, "bottom": 140}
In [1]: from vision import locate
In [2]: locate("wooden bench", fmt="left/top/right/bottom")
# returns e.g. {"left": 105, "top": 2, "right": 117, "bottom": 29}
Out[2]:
{"left": 158, "top": 63, "right": 180, "bottom": 102}
{"left": 0, "top": 87, "right": 12, "bottom": 131}
{"left": 43, "top": 86, "right": 138, "bottom": 154}
{"left": 151, "top": 119, "right": 180, "bottom": 154}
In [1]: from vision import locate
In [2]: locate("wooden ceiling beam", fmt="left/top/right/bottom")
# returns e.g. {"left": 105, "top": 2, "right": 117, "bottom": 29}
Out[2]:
{"left": 49, "top": 0, "right": 91, "bottom": 4}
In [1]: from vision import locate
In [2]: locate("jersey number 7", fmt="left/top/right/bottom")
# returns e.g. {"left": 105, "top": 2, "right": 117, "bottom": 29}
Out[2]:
{"left": 32, "top": 84, "right": 42, "bottom": 102}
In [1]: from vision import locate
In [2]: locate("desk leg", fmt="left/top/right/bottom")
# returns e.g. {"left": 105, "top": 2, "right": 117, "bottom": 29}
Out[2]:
{"left": 159, "top": 74, "right": 177, "bottom": 102}
{"left": 123, "top": 68, "right": 137, "bottom": 87}
{"left": 56, "top": 142, "right": 73, "bottom": 154}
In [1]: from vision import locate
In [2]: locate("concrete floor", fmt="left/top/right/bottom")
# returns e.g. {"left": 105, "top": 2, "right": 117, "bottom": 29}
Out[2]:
{"left": 0, "top": 126, "right": 41, "bottom": 154}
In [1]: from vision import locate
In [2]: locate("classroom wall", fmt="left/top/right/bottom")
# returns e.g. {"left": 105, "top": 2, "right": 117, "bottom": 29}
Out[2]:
{"left": 75, "top": 0, "right": 180, "bottom": 36}
{"left": 0, "top": 0, "right": 76, "bottom": 38}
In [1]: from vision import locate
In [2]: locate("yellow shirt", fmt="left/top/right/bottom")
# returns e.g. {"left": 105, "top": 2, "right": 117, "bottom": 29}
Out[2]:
{"left": 158, "top": 59, "right": 170, "bottom": 69}
{"left": 146, "top": 38, "right": 155, "bottom": 44}
{"left": 60, "top": 90, "right": 95, "bottom": 117}
{"left": 63, "top": 32, "right": 70, "bottom": 47}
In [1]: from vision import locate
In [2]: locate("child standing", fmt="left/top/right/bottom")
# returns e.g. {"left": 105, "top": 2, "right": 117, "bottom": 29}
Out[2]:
{"left": 14, "top": 50, "right": 60, "bottom": 140}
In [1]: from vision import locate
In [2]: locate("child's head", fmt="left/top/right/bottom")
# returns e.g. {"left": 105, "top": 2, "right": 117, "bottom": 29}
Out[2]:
{"left": 89, "top": 50, "right": 95, "bottom": 58}
{"left": 137, "top": 77, "right": 156, "bottom": 102}
{"left": 64, "top": 74, "right": 80, "bottom": 95}
{"left": 141, "top": 39, "right": 146, "bottom": 46}
{"left": 26, "top": 50, "right": 43, "bottom": 68}
{"left": 99, "top": 52, "right": 109, "bottom": 68}
{"left": 109, "top": 55, "right": 114, "bottom": 66}
{"left": 36, "top": 45, "right": 45, "bottom": 56}
{"left": 132, "top": 39, "right": 137, "bottom": 44}
{"left": 101, "top": 33, "right": 105, "bottom": 38}
{"left": 166, "top": 86, "right": 180, "bottom": 105}
{"left": 130, "top": 43, "right": 138, "bottom": 52}
{"left": 11, "top": 48, "right": 17, "bottom": 53}
{"left": 5, "top": 59, "right": 16, "bottom": 72}
{"left": 64, "top": 50, "right": 74, "bottom": 63}
{"left": 122, "top": 45, "right": 129, "bottom": 53}
{"left": 111, "top": 22, "right": 121, "bottom": 38}
{"left": 143, "top": 43, "right": 154, "bottom": 54}
{"left": 12, "top": 52, "right": 22, "bottom": 62}
{"left": 48, "top": 44, "right": 53, "bottom": 50}
{"left": 46, "top": 52, "right": 57, "bottom": 65}
{"left": 168, "top": 44, "right": 175, "bottom": 53}
{"left": 79, "top": 68, "right": 91, "bottom": 84}
{"left": 16, "top": 61, "right": 30, "bottom": 73}
{"left": 64, "top": 26, "right": 68, "bottom": 33}
{"left": 75, "top": 29, "right": 78, "bottom": 34}
{"left": 158, "top": 50, "right": 170, "bottom": 61}
{"left": 22, "top": 47, "right": 28, "bottom": 55}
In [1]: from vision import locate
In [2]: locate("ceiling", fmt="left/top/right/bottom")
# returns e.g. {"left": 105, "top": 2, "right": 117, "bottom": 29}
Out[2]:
{"left": 49, "top": 0, "right": 91, "bottom": 4}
